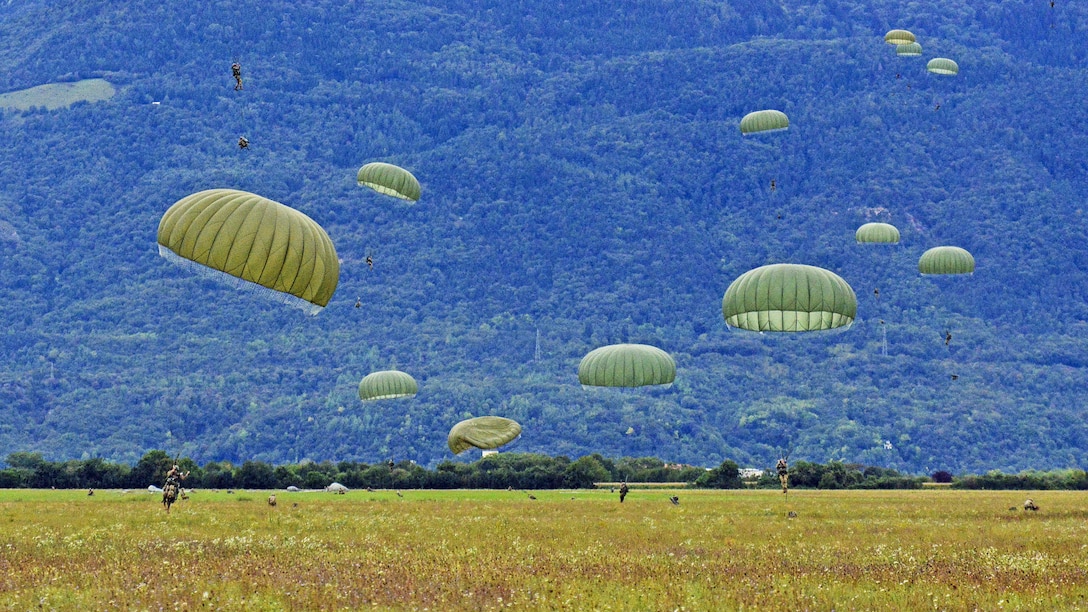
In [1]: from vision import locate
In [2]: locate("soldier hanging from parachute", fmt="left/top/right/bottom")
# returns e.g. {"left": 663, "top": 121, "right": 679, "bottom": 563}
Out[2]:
{"left": 776, "top": 458, "right": 789, "bottom": 494}
{"left": 232, "top": 62, "right": 243, "bottom": 90}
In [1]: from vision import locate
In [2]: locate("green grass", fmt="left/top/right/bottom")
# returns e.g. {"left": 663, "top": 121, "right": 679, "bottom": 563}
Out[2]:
{"left": 0, "top": 78, "right": 115, "bottom": 111}
{"left": 1, "top": 489, "right": 1086, "bottom": 610}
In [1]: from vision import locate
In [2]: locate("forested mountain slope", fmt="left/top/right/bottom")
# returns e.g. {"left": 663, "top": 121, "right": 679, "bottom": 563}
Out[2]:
{"left": 0, "top": 0, "right": 1086, "bottom": 473}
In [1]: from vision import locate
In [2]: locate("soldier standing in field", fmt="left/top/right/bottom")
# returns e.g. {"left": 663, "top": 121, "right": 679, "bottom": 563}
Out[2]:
{"left": 619, "top": 481, "right": 629, "bottom": 503}
{"left": 162, "top": 464, "right": 190, "bottom": 513}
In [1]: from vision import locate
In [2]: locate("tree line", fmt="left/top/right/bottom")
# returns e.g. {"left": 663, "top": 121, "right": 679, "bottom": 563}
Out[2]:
{"left": 4, "top": 451, "right": 1083, "bottom": 491}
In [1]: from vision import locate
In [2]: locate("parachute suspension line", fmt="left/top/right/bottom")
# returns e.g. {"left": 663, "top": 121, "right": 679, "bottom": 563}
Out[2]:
{"left": 158, "top": 246, "right": 324, "bottom": 315}
{"left": 870, "top": 282, "right": 883, "bottom": 356}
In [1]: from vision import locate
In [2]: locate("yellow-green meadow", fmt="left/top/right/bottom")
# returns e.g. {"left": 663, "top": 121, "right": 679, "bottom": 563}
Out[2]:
{"left": 2, "top": 488, "right": 1086, "bottom": 610}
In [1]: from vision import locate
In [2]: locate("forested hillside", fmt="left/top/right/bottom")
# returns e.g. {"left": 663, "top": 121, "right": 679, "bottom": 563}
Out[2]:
{"left": 1, "top": 0, "right": 1086, "bottom": 473}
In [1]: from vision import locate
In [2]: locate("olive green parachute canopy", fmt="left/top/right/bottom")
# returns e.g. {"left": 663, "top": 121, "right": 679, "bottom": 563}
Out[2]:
{"left": 356, "top": 162, "right": 421, "bottom": 201}
{"left": 578, "top": 343, "right": 676, "bottom": 388}
{"left": 927, "top": 58, "right": 959, "bottom": 76}
{"left": 918, "top": 246, "right": 975, "bottom": 275}
{"left": 740, "top": 110, "right": 789, "bottom": 135}
{"left": 157, "top": 189, "right": 339, "bottom": 315}
{"left": 896, "top": 42, "right": 922, "bottom": 57}
{"left": 448, "top": 416, "right": 522, "bottom": 454}
{"left": 358, "top": 370, "right": 418, "bottom": 401}
{"left": 722, "top": 264, "right": 857, "bottom": 332}
{"left": 855, "top": 222, "right": 901, "bottom": 244}
{"left": 884, "top": 29, "right": 915, "bottom": 45}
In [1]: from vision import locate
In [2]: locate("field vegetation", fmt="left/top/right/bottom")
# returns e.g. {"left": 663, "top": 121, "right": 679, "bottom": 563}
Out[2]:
{"left": 1, "top": 489, "right": 1086, "bottom": 610}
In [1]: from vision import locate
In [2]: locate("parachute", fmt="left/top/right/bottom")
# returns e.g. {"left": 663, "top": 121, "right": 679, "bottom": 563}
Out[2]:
{"left": 855, "top": 223, "right": 901, "bottom": 244}
{"left": 722, "top": 264, "right": 857, "bottom": 332}
{"left": 927, "top": 58, "right": 959, "bottom": 76}
{"left": 896, "top": 43, "right": 923, "bottom": 57}
{"left": 884, "top": 29, "right": 916, "bottom": 45}
{"left": 448, "top": 416, "right": 522, "bottom": 454}
{"left": 918, "top": 246, "right": 975, "bottom": 275}
{"left": 578, "top": 343, "right": 676, "bottom": 388}
{"left": 358, "top": 370, "right": 418, "bottom": 401}
{"left": 157, "top": 189, "right": 339, "bottom": 315}
{"left": 740, "top": 110, "right": 789, "bottom": 135}
{"left": 356, "top": 162, "right": 421, "bottom": 202}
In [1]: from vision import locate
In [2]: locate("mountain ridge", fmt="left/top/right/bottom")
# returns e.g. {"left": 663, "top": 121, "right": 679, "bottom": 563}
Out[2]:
{"left": 0, "top": 0, "right": 1086, "bottom": 473}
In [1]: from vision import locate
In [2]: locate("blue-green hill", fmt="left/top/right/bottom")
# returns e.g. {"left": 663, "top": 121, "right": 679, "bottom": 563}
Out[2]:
{"left": 1, "top": 0, "right": 1086, "bottom": 473}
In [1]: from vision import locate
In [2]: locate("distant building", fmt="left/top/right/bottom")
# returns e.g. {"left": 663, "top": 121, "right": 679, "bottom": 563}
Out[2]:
{"left": 739, "top": 468, "right": 765, "bottom": 480}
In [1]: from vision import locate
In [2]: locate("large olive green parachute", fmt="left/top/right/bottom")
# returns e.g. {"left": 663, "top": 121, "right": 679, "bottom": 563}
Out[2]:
{"left": 448, "top": 416, "right": 522, "bottom": 454}
{"left": 927, "top": 58, "right": 959, "bottom": 76}
{"left": 722, "top": 264, "right": 857, "bottom": 332}
{"left": 157, "top": 189, "right": 339, "bottom": 314}
{"left": 740, "top": 110, "right": 789, "bottom": 135}
{"left": 855, "top": 222, "right": 901, "bottom": 244}
{"left": 358, "top": 370, "right": 418, "bottom": 401}
{"left": 578, "top": 344, "right": 676, "bottom": 388}
{"left": 918, "top": 246, "right": 974, "bottom": 275}
{"left": 884, "top": 29, "right": 916, "bottom": 45}
{"left": 356, "top": 162, "right": 421, "bottom": 201}
{"left": 896, "top": 42, "right": 922, "bottom": 57}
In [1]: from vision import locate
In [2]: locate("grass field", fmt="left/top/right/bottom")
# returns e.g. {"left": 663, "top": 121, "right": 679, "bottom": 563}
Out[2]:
{"left": 1, "top": 488, "right": 1086, "bottom": 610}
{"left": 0, "top": 78, "right": 115, "bottom": 111}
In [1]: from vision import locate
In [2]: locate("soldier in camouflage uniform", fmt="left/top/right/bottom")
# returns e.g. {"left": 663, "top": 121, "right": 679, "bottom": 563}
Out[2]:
{"left": 776, "top": 458, "right": 789, "bottom": 494}
{"left": 232, "top": 63, "right": 244, "bottom": 90}
{"left": 162, "top": 464, "right": 190, "bottom": 513}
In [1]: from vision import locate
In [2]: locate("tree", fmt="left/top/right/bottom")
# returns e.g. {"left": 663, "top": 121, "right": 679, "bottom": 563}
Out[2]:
{"left": 931, "top": 470, "right": 954, "bottom": 483}
{"left": 237, "top": 461, "right": 277, "bottom": 489}
{"left": 5, "top": 452, "right": 46, "bottom": 470}
{"left": 127, "top": 450, "right": 172, "bottom": 488}
{"left": 695, "top": 460, "right": 742, "bottom": 489}
{"left": 563, "top": 455, "right": 611, "bottom": 489}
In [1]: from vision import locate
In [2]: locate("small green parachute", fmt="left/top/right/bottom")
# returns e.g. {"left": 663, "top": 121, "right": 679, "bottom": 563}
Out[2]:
{"left": 157, "top": 189, "right": 339, "bottom": 315}
{"left": 918, "top": 246, "right": 974, "bottom": 275}
{"left": 927, "top": 58, "right": 959, "bottom": 76}
{"left": 448, "top": 416, "right": 522, "bottom": 454}
{"left": 357, "top": 162, "right": 421, "bottom": 201}
{"left": 856, "top": 223, "right": 901, "bottom": 244}
{"left": 740, "top": 110, "right": 789, "bottom": 135}
{"left": 896, "top": 43, "right": 922, "bottom": 57}
{"left": 884, "top": 29, "right": 916, "bottom": 45}
{"left": 723, "top": 264, "right": 857, "bottom": 332}
{"left": 358, "top": 370, "right": 418, "bottom": 401}
{"left": 578, "top": 344, "right": 676, "bottom": 388}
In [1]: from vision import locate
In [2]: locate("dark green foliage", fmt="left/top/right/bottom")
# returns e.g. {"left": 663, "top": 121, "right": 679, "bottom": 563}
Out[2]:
{"left": 127, "top": 450, "right": 172, "bottom": 489}
{"left": 0, "top": 0, "right": 1087, "bottom": 473}
{"left": 237, "top": 460, "right": 278, "bottom": 489}
{"left": 931, "top": 470, "right": 954, "bottom": 483}
{"left": 3, "top": 451, "right": 1080, "bottom": 490}
{"left": 563, "top": 455, "right": 612, "bottom": 488}
{"left": 755, "top": 460, "right": 923, "bottom": 489}
{"left": 953, "top": 469, "right": 1088, "bottom": 490}
{"left": 694, "top": 460, "right": 742, "bottom": 489}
